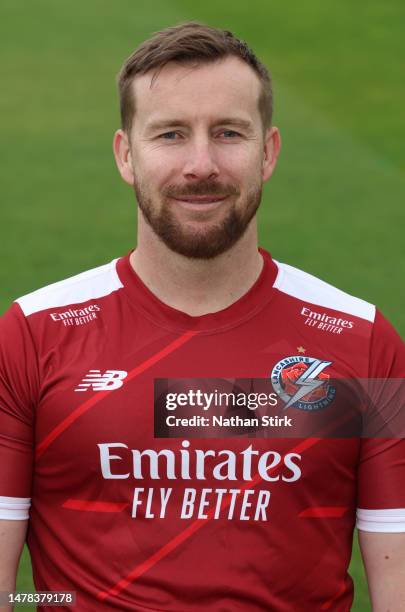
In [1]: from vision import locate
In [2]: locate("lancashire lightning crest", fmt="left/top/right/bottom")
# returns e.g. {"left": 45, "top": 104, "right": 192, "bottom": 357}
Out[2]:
{"left": 271, "top": 356, "right": 336, "bottom": 411}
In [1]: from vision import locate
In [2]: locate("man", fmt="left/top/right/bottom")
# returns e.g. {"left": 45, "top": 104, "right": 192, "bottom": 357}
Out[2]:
{"left": 1, "top": 22, "right": 405, "bottom": 611}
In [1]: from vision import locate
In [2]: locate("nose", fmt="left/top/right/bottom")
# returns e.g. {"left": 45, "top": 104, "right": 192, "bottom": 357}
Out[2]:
{"left": 182, "top": 137, "right": 220, "bottom": 181}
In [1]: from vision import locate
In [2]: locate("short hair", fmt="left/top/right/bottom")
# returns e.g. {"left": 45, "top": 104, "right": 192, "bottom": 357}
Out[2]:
{"left": 117, "top": 22, "right": 273, "bottom": 135}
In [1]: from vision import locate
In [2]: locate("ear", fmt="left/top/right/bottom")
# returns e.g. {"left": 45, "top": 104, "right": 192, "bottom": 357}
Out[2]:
{"left": 262, "top": 126, "right": 281, "bottom": 182}
{"left": 113, "top": 129, "right": 135, "bottom": 186}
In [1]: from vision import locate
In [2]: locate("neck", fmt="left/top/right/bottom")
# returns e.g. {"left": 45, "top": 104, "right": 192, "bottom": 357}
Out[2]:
{"left": 130, "top": 215, "right": 263, "bottom": 316}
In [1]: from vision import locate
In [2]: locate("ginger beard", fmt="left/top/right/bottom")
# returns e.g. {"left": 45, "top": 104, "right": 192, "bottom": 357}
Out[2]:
{"left": 133, "top": 178, "right": 263, "bottom": 259}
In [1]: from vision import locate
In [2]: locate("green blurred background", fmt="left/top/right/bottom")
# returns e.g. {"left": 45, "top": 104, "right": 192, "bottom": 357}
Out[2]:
{"left": 1, "top": 0, "right": 404, "bottom": 609}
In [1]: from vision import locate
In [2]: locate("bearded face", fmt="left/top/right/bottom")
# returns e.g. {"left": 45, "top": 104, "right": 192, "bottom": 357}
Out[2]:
{"left": 133, "top": 176, "right": 263, "bottom": 259}
{"left": 118, "top": 58, "right": 277, "bottom": 260}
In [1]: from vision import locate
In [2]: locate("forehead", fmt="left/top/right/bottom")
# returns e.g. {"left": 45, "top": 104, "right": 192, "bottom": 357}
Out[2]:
{"left": 131, "top": 56, "right": 262, "bottom": 128}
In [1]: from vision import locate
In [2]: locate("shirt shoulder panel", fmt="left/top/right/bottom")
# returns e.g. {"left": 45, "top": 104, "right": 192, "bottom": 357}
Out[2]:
{"left": 0, "top": 304, "right": 36, "bottom": 498}
{"left": 16, "top": 259, "right": 123, "bottom": 316}
{"left": 274, "top": 260, "right": 376, "bottom": 322}
{"left": 369, "top": 308, "right": 405, "bottom": 377}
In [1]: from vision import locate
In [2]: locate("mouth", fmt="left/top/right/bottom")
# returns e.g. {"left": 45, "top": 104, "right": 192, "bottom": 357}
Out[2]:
{"left": 170, "top": 195, "right": 229, "bottom": 210}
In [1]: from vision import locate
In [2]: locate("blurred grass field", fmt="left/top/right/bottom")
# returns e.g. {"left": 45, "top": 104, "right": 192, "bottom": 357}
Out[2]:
{"left": 1, "top": 0, "right": 404, "bottom": 609}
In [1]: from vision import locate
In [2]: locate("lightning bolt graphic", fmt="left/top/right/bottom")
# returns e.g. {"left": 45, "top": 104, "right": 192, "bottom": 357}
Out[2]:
{"left": 284, "top": 359, "right": 332, "bottom": 409}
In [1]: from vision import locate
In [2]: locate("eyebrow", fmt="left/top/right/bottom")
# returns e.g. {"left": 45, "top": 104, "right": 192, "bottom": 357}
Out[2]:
{"left": 213, "top": 118, "right": 254, "bottom": 131}
{"left": 145, "top": 119, "right": 185, "bottom": 132}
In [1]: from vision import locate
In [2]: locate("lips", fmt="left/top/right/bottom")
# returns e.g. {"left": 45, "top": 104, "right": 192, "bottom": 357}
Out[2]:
{"left": 172, "top": 195, "right": 228, "bottom": 204}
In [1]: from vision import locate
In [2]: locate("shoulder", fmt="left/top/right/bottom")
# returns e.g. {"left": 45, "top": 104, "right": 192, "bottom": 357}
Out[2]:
{"left": 272, "top": 258, "right": 405, "bottom": 375}
{"left": 15, "top": 259, "right": 123, "bottom": 317}
{"left": 273, "top": 259, "right": 376, "bottom": 323}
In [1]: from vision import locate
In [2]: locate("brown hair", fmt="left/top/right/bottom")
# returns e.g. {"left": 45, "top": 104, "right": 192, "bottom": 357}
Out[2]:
{"left": 117, "top": 22, "right": 273, "bottom": 135}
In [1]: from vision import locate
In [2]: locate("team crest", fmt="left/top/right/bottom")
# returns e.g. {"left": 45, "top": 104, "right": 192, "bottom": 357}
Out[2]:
{"left": 271, "top": 356, "right": 336, "bottom": 411}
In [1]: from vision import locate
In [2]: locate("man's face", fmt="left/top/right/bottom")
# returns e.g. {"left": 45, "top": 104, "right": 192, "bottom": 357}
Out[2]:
{"left": 119, "top": 56, "right": 279, "bottom": 259}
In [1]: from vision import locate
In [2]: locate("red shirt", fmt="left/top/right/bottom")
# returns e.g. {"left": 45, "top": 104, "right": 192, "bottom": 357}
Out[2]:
{"left": 1, "top": 248, "right": 405, "bottom": 611}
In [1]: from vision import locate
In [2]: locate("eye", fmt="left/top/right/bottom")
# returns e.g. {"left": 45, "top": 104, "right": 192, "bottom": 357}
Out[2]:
{"left": 158, "top": 131, "right": 181, "bottom": 140}
{"left": 220, "top": 129, "right": 242, "bottom": 138}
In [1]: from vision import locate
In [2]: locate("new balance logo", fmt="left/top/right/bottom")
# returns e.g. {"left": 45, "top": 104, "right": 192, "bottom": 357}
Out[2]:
{"left": 75, "top": 370, "right": 128, "bottom": 392}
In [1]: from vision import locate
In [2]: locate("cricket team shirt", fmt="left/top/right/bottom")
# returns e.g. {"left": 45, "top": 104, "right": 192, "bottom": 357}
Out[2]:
{"left": 1, "top": 247, "right": 405, "bottom": 611}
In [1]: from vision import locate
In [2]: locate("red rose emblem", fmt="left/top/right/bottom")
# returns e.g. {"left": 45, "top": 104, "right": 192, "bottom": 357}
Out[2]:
{"left": 281, "top": 362, "right": 329, "bottom": 402}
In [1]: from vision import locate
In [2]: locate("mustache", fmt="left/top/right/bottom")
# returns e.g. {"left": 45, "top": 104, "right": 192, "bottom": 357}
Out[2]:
{"left": 163, "top": 181, "right": 240, "bottom": 198}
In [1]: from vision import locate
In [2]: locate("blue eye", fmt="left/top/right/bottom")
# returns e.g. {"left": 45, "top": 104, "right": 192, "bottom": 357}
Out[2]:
{"left": 222, "top": 130, "right": 241, "bottom": 138}
{"left": 159, "top": 131, "right": 179, "bottom": 140}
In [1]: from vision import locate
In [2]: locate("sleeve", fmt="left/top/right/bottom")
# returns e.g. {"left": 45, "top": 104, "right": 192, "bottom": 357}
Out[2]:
{"left": 0, "top": 302, "right": 38, "bottom": 519}
{"left": 356, "top": 309, "right": 405, "bottom": 532}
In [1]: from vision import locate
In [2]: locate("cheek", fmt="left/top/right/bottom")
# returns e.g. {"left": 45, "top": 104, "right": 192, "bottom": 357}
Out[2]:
{"left": 221, "top": 150, "right": 262, "bottom": 187}
{"left": 134, "top": 149, "right": 183, "bottom": 188}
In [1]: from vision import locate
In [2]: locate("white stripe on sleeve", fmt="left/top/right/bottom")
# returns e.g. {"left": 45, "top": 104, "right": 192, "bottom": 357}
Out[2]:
{"left": 357, "top": 508, "right": 405, "bottom": 532}
{"left": 0, "top": 496, "right": 31, "bottom": 520}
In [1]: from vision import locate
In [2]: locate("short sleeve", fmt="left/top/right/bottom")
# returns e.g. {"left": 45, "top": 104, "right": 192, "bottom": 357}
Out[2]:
{"left": 357, "top": 309, "right": 405, "bottom": 532}
{"left": 0, "top": 303, "right": 38, "bottom": 519}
